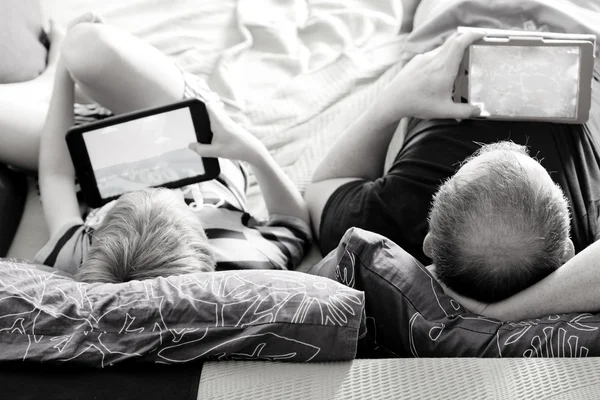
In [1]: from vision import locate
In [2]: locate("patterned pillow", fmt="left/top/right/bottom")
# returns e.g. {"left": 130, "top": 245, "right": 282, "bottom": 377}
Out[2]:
{"left": 0, "top": 259, "right": 364, "bottom": 367}
{"left": 309, "top": 228, "right": 600, "bottom": 358}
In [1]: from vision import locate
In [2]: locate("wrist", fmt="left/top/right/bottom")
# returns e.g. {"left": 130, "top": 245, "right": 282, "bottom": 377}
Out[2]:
{"left": 370, "top": 91, "right": 412, "bottom": 126}
{"left": 243, "top": 138, "right": 271, "bottom": 166}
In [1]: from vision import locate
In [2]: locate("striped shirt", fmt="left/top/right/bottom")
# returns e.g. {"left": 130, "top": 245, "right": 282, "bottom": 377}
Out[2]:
{"left": 34, "top": 159, "right": 311, "bottom": 274}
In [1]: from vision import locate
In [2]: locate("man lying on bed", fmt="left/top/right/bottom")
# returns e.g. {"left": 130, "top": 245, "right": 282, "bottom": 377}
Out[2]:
{"left": 305, "top": 30, "right": 600, "bottom": 321}
{"left": 0, "top": 15, "right": 311, "bottom": 282}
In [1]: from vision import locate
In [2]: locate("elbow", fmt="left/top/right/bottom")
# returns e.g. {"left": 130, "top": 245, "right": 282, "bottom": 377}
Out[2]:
{"left": 304, "top": 184, "right": 324, "bottom": 240}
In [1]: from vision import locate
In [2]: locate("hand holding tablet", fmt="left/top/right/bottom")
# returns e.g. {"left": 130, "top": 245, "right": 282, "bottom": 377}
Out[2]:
{"left": 453, "top": 27, "right": 596, "bottom": 124}
{"left": 187, "top": 104, "right": 266, "bottom": 165}
{"left": 66, "top": 99, "right": 220, "bottom": 208}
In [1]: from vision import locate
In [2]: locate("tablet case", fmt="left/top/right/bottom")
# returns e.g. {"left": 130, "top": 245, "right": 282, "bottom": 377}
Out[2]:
{"left": 66, "top": 99, "right": 220, "bottom": 208}
{"left": 453, "top": 27, "right": 596, "bottom": 124}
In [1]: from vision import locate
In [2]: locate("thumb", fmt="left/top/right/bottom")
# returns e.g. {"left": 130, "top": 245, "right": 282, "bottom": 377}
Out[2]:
{"left": 188, "top": 142, "right": 218, "bottom": 158}
{"left": 446, "top": 103, "right": 481, "bottom": 120}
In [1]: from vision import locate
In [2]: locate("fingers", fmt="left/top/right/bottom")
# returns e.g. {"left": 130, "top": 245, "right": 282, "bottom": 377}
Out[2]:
{"left": 417, "top": 31, "right": 458, "bottom": 61}
{"left": 205, "top": 102, "right": 227, "bottom": 132}
{"left": 443, "top": 31, "right": 461, "bottom": 45}
{"left": 445, "top": 102, "right": 481, "bottom": 120}
{"left": 205, "top": 102, "right": 221, "bottom": 120}
{"left": 188, "top": 142, "right": 218, "bottom": 158}
{"left": 68, "top": 12, "right": 105, "bottom": 30}
{"left": 205, "top": 101, "right": 241, "bottom": 134}
{"left": 442, "top": 31, "right": 486, "bottom": 65}
{"left": 420, "top": 30, "right": 485, "bottom": 67}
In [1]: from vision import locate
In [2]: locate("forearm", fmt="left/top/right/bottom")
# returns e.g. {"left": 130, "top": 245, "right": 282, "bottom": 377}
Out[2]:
{"left": 486, "top": 240, "right": 600, "bottom": 321}
{"left": 39, "top": 61, "right": 75, "bottom": 177}
{"left": 311, "top": 97, "right": 406, "bottom": 183}
{"left": 38, "top": 60, "right": 82, "bottom": 234}
{"left": 247, "top": 146, "right": 310, "bottom": 225}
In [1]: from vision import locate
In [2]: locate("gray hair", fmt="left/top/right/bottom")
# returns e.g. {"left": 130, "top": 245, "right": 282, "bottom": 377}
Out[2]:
{"left": 428, "top": 141, "right": 571, "bottom": 302}
{"left": 76, "top": 188, "right": 215, "bottom": 283}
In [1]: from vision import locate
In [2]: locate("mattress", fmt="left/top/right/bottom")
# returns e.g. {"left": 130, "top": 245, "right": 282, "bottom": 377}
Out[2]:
{"left": 198, "top": 358, "right": 600, "bottom": 399}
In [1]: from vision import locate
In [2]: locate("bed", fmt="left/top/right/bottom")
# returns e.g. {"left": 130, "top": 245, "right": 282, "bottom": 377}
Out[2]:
{"left": 3, "top": 0, "right": 600, "bottom": 398}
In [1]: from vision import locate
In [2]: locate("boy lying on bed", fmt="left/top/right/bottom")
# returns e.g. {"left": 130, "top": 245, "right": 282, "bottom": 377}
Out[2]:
{"left": 0, "top": 15, "right": 310, "bottom": 282}
{"left": 306, "top": 26, "right": 600, "bottom": 321}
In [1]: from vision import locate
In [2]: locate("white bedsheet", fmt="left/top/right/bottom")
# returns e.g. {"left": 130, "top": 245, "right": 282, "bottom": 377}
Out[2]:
{"left": 40, "top": 0, "right": 600, "bottom": 219}
{"left": 40, "top": 0, "right": 406, "bottom": 145}
{"left": 41, "top": 0, "right": 408, "bottom": 218}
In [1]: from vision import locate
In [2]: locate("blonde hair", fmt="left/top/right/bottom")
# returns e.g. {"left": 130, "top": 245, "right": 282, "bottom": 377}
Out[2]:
{"left": 76, "top": 188, "right": 215, "bottom": 283}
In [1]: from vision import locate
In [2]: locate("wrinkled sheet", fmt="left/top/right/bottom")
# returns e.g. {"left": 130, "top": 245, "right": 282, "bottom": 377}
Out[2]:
{"left": 41, "top": 0, "right": 600, "bottom": 209}
{"left": 41, "top": 0, "right": 406, "bottom": 140}
{"left": 41, "top": 0, "right": 408, "bottom": 217}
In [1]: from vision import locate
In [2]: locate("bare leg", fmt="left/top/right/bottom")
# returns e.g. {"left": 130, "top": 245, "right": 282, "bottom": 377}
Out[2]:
{"left": 61, "top": 23, "right": 185, "bottom": 114}
{"left": 0, "top": 20, "right": 186, "bottom": 170}
{"left": 0, "top": 100, "right": 46, "bottom": 170}
{"left": 0, "top": 23, "right": 63, "bottom": 170}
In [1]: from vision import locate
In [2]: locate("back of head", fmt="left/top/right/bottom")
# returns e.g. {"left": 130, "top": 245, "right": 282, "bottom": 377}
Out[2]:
{"left": 76, "top": 188, "right": 215, "bottom": 283}
{"left": 428, "top": 142, "right": 571, "bottom": 303}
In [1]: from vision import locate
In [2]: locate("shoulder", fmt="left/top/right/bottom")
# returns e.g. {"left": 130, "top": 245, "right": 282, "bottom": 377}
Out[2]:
{"left": 33, "top": 218, "right": 93, "bottom": 276}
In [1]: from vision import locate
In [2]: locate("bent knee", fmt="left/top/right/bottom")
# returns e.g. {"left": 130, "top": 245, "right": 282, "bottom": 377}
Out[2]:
{"left": 61, "top": 23, "right": 120, "bottom": 84}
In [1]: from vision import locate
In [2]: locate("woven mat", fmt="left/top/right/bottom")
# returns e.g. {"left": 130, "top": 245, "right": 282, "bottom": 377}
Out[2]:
{"left": 198, "top": 358, "right": 600, "bottom": 400}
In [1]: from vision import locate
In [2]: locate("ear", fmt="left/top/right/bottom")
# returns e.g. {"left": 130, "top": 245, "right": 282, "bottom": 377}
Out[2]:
{"left": 562, "top": 238, "right": 575, "bottom": 263}
{"left": 423, "top": 233, "right": 434, "bottom": 258}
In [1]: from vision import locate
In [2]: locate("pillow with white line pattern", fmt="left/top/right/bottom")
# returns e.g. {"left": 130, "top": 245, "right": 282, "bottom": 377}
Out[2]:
{"left": 309, "top": 227, "right": 600, "bottom": 358}
{"left": 0, "top": 259, "right": 364, "bottom": 366}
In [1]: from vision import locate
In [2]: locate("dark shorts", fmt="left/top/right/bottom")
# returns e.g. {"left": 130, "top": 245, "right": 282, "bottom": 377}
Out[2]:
{"left": 320, "top": 72, "right": 600, "bottom": 265}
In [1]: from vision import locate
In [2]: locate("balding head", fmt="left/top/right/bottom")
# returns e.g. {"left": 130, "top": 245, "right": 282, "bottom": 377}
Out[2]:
{"left": 426, "top": 141, "right": 572, "bottom": 303}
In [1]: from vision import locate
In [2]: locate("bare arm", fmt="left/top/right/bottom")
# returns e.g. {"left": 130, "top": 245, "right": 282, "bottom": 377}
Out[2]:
{"left": 304, "top": 104, "right": 404, "bottom": 237}
{"left": 310, "top": 102, "right": 403, "bottom": 183}
{"left": 246, "top": 147, "right": 309, "bottom": 224}
{"left": 470, "top": 241, "right": 600, "bottom": 320}
{"left": 0, "top": 21, "right": 65, "bottom": 170}
{"left": 189, "top": 106, "right": 309, "bottom": 225}
{"left": 38, "top": 60, "right": 83, "bottom": 235}
{"left": 305, "top": 31, "right": 483, "bottom": 237}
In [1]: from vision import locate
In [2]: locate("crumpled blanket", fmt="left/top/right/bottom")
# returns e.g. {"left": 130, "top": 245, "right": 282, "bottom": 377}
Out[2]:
{"left": 208, "top": 0, "right": 406, "bottom": 141}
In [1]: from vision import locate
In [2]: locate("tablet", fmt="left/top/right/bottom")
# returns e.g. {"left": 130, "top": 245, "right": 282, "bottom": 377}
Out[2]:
{"left": 66, "top": 98, "right": 220, "bottom": 208}
{"left": 453, "top": 27, "right": 596, "bottom": 123}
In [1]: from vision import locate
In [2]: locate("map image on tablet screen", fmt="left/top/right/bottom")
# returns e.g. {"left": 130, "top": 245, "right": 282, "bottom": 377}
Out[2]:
{"left": 83, "top": 107, "right": 204, "bottom": 198}
{"left": 469, "top": 45, "right": 580, "bottom": 118}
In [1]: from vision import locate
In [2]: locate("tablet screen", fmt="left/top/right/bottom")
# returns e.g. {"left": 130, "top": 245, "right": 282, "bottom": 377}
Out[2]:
{"left": 83, "top": 107, "right": 205, "bottom": 198}
{"left": 469, "top": 45, "right": 580, "bottom": 118}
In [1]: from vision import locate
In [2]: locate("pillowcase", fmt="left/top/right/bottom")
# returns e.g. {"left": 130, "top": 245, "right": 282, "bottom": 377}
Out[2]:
{"left": 0, "top": 0, "right": 47, "bottom": 83}
{"left": 309, "top": 227, "right": 600, "bottom": 358}
{"left": 0, "top": 259, "right": 364, "bottom": 366}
